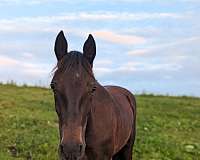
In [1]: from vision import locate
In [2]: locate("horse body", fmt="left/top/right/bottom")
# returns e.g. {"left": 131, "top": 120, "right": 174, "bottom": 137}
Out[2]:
{"left": 51, "top": 31, "right": 136, "bottom": 160}
{"left": 79, "top": 84, "right": 136, "bottom": 159}
{"left": 105, "top": 86, "right": 136, "bottom": 155}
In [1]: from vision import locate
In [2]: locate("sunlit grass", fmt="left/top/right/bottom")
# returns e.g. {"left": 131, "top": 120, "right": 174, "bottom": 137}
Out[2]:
{"left": 0, "top": 84, "right": 199, "bottom": 159}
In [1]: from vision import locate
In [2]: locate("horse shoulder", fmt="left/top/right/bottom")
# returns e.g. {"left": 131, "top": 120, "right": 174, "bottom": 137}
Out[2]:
{"left": 104, "top": 85, "right": 136, "bottom": 154}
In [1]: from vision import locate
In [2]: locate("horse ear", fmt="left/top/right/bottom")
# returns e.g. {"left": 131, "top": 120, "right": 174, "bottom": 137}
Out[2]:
{"left": 83, "top": 34, "right": 96, "bottom": 67}
{"left": 54, "top": 30, "right": 68, "bottom": 61}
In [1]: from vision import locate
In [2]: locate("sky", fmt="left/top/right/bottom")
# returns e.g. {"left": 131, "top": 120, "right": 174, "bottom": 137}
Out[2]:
{"left": 0, "top": 0, "right": 199, "bottom": 96}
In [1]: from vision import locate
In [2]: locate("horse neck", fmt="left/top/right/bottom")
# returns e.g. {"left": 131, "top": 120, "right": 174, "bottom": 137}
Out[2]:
{"left": 92, "top": 81, "right": 112, "bottom": 103}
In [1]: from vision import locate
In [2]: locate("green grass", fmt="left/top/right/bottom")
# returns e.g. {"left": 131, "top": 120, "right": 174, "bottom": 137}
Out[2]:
{"left": 0, "top": 84, "right": 200, "bottom": 160}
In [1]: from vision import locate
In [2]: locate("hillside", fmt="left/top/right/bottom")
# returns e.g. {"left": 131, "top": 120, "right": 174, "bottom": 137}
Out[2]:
{"left": 0, "top": 84, "right": 199, "bottom": 159}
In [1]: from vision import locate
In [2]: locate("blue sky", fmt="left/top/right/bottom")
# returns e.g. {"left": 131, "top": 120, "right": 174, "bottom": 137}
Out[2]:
{"left": 0, "top": 0, "right": 199, "bottom": 96}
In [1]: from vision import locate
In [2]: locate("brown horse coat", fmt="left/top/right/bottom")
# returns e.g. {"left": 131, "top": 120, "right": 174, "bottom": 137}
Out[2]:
{"left": 51, "top": 31, "right": 136, "bottom": 160}
{"left": 84, "top": 85, "right": 136, "bottom": 159}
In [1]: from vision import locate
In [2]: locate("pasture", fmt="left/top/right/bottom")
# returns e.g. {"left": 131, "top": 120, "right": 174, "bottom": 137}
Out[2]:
{"left": 0, "top": 84, "right": 199, "bottom": 159}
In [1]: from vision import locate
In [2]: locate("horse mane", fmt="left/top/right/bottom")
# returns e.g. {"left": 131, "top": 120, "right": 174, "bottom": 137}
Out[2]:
{"left": 52, "top": 51, "right": 95, "bottom": 80}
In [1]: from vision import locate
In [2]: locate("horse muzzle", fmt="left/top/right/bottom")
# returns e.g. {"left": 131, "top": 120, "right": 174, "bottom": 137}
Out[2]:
{"left": 59, "top": 142, "right": 85, "bottom": 160}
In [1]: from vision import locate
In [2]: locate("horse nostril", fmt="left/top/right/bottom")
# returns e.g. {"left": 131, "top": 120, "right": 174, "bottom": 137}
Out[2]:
{"left": 60, "top": 143, "right": 84, "bottom": 154}
{"left": 60, "top": 143, "right": 64, "bottom": 152}
{"left": 79, "top": 144, "right": 83, "bottom": 153}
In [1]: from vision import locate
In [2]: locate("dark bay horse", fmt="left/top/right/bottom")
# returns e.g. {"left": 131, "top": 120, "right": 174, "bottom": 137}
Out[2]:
{"left": 51, "top": 31, "right": 136, "bottom": 160}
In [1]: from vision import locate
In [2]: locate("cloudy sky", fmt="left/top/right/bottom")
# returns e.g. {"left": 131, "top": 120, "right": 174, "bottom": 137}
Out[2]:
{"left": 0, "top": 0, "right": 199, "bottom": 96}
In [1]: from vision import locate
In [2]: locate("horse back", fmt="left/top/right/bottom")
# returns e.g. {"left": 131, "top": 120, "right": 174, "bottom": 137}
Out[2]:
{"left": 104, "top": 85, "right": 136, "bottom": 154}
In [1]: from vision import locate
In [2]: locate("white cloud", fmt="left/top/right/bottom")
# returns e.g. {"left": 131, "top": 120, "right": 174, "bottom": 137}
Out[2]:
{"left": 22, "top": 52, "right": 35, "bottom": 59}
{"left": 0, "top": 0, "right": 66, "bottom": 5}
{"left": 2, "top": 0, "right": 197, "bottom": 5}
{"left": 0, "top": 14, "right": 148, "bottom": 45}
{"left": 0, "top": 2, "right": 198, "bottom": 96}
{"left": 94, "top": 61, "right": 182, "bottom": 78}
{"left": 92, "top": 30, "right": 146, "bottom": 45}
{"left": 127, "top": 49, "right": 150, "bottom": 56}
{"left": 0, "top": 55, "right": 19, "bottom": 66}
{"left": 58, "top": 12, "right": 182, "bottom": 21}
{"left": 94, "top": 67, "right": 113, "bottom": 77}
{"left": 0, "top": 11, "right": 183, "bottom": 29}
{"left": 0, "top": 55, "right": 51, "bottom": 77}
{"left": 0, "top": 12, "right": 180, "bottom": 29}
{"left": 127, "top": 36, "right": 200, "bottom": 56}
{"left": 0, "top": 11, "right": 185, "bottom": 49}
{"left": 94, "top": 59, "right": 113, "bottom": 67}
{"left": 90, "top": 0, "right": 200, "bottom": 2}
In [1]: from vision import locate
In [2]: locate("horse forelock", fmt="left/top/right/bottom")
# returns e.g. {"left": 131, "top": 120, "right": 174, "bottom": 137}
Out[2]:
{"left": 52, "top": 51, "right": 95, "bottom": 80}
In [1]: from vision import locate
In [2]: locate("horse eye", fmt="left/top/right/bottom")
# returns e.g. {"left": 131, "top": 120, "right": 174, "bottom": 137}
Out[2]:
{"left": 91, "top": 86, "right": 96, "bottom": 93}
{"left": 86, "top": 82, "right": 96, "bottom": 95}
{"left": 92, "top": 86, "right": 96, "bottom": 92}
{"left": 50, "top": 82, "right": 55, "bottom": 90}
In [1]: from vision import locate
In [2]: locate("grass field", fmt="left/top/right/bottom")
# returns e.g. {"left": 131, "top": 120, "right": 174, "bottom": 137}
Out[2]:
{"left": 0, "top": 84, "right": 199, "bottom": 160}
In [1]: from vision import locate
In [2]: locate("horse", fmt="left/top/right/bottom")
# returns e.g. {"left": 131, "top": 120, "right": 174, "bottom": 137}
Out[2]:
{"left": 50, "top": 31, "right": 136, "bottom": 160}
